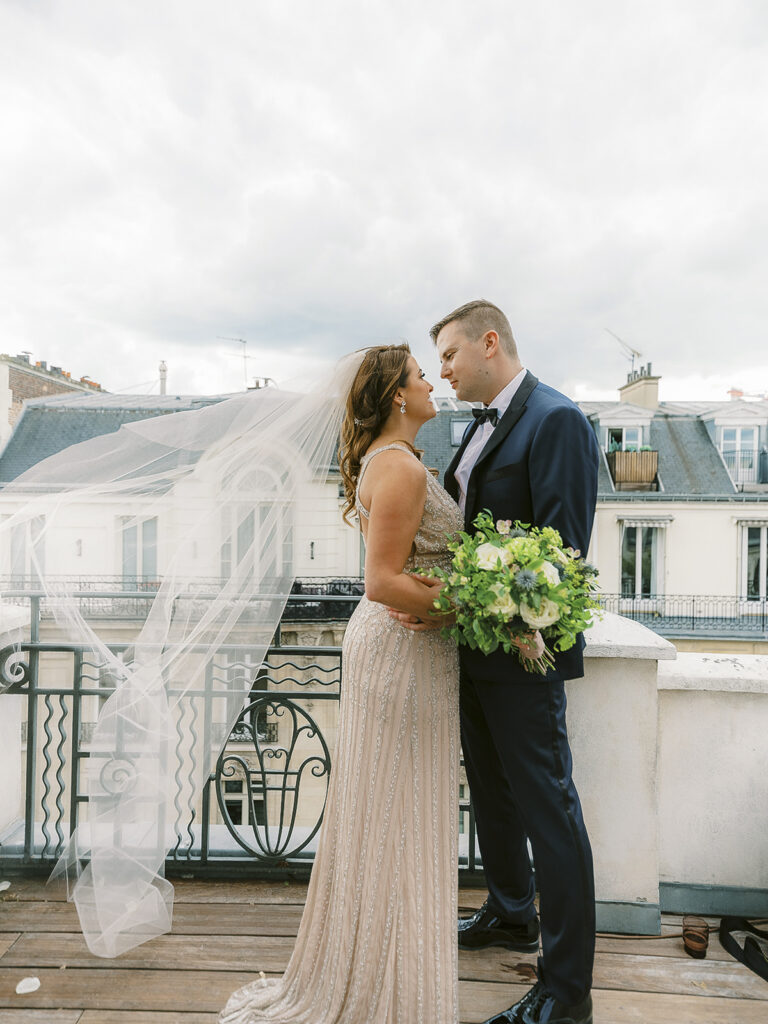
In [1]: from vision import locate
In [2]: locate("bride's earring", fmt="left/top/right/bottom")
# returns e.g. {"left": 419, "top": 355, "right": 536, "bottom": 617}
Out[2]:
{"left": 400, "top": 401, "right": 406, "bottom": 415}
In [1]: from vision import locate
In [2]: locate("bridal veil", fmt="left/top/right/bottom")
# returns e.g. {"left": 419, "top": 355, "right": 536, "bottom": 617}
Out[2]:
{"left": 0, "top": 349, "right": 366, "bottom": 957}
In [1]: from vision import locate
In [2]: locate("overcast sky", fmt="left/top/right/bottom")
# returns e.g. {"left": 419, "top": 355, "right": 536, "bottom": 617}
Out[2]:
{"left": 2, "top": 0, "right": 767, "bottom": 403}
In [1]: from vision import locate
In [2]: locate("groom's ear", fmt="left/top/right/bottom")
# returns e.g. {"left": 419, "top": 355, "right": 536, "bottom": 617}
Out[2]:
{"left": 483, "top": 330, "right": 501, "bottom": 357}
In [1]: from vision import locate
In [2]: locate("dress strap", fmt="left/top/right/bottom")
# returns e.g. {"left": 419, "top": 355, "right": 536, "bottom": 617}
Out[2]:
{"left": 355, "top": 443, "right": 417, "bottom": 520}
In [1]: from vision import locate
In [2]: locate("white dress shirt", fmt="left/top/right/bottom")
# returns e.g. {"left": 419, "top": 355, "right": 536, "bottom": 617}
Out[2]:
{"left": 455, "top": 367, "right": 527, "bottom": 513}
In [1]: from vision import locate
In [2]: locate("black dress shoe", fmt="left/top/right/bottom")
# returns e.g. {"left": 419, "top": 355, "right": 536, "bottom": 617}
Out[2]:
{"left": 458, "top": 899, "right": 539, "bottom": 952}
{"left": 482, "top": 980, "right": 544, "bottom": 1023}
{"left": 521, "top": 987, "right": 593, "bottom": 1024}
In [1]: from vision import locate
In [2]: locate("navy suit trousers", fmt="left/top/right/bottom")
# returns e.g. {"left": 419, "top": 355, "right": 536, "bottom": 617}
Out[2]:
{"left": 460, "top": 666, "right": 596, "bottom": 1004}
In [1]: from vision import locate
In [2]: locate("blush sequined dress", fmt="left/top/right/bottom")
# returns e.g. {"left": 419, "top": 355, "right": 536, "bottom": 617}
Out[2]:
{"left": 220, "top": 444, "right": 463, "bottom": 1024}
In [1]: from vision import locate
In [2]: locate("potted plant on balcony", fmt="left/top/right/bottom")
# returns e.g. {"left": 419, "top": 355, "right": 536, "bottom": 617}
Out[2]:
{"left": 607, "top": 444, "right": 658, "bottom": 486}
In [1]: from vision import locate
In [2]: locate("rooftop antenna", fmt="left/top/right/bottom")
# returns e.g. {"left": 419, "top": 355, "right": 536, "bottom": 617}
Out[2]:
{"left": 218, "top": 336, "right": 253, "bottom": 388}
{"left": 604, "top": 328, "right": 642, "bottom": 374}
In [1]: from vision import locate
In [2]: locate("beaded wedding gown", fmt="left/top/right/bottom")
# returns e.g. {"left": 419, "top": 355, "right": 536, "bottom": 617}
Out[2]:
{"left": 220, "top": 444, "right": 463, "bottom": 1024}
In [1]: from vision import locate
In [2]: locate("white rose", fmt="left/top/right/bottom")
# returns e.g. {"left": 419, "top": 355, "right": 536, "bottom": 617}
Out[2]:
{"left": 519, "top": 597, "right": 561, "bottom": 629}
{"left": 475, "top": 542, "right": 513, "bottom": 569}
{"left": 539, "top": 561, "right": 561, "bottom": 586}
{"left": 487, "top": 583, "right": 519, "bottom": 618}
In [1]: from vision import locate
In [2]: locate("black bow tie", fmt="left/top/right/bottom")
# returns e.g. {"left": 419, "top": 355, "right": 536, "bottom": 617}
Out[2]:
{"left": 472, "top": 407, "right": 499, "bottom": 427}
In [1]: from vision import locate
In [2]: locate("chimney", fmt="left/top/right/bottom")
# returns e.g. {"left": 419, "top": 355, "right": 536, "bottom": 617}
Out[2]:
{"left": 618, "top": 362, "right": 660, "bottom": 410}
{"left": 159, "top": 360, "right": 167, "bottom": 396}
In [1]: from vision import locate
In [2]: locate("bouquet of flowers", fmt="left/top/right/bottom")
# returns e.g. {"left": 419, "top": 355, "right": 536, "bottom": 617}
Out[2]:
{"left": 423, "top": 510, "right": 601, "bottom": 674}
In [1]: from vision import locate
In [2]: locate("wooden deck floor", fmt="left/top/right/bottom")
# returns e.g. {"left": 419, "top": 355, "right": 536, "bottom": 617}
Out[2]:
{"left": 1, "top": 876, "right": 766, "bottom": 1023}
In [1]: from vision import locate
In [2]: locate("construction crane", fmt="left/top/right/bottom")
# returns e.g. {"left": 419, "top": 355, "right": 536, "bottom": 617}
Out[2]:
{"left": 604, "top": 329, "right": 642, "bottom": 374}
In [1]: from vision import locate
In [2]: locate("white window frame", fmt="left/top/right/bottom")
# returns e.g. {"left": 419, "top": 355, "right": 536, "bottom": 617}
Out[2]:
{"left": 740, "top": 521, "right": 768, "bottom": 603}
{"left": 220, "top": 501, "right": 293, "bottom": 579}
{"left": 119, "top": 515, "right": 158, "bottom": 589}
{"left": 721, "top": 426, "right": 760, "bottom": 484}
{"left": 616, "top": 516, "right": 672, "bottom": 609}
{"left": 606, "top": 426, "right": 643, "bottom": 451}
{"left": 4, "top": 514, "right": 46, "bottom": 585}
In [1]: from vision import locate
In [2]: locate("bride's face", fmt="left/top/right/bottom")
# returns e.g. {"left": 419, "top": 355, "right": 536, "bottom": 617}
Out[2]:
{"left": 398, "top": 356, "right": 436, "bottom": 424}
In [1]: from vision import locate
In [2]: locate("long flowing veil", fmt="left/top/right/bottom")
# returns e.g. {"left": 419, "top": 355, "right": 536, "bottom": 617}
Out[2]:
{"left": 0, "top": 349, "right": 366, "bottom": 957}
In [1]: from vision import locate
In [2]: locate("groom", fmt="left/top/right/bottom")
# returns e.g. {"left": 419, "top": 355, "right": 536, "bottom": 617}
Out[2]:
{"left": 416, "top": 301, "right": 598, "bottom": 1024}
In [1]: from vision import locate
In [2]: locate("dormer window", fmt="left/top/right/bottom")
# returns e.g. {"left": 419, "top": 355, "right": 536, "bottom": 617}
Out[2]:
{"left": 607, "top": 426, "right": 642, "bottom": 452}
{"left": 450, "top": 418, "right": 472, "bottom": 446}
{"left": 721, "top": 426, "right": 758, "bottom": 483}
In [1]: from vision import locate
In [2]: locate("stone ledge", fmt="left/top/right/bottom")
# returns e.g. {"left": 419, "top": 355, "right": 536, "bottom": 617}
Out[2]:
{"left": 659, "top": 651, "right": 768, "bottom": 693}
{"left": 584, "top": 610, "right": 677, "bottom": 661}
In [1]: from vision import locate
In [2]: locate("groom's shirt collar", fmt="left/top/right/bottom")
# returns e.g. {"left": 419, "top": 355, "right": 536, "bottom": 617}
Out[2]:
{"left": 455, "top": 367, "right": 527, "bottom": 513}
{"left": 486, "top": 367, "right": 527, "bottom": 419}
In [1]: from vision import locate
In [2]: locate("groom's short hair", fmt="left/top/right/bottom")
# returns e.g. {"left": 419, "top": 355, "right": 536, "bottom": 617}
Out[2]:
{"left": 430, "top": 299, "right": 517, "bottom": 357}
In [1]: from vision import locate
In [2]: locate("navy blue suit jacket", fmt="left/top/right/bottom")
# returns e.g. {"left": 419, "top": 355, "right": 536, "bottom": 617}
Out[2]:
{"left": 444, "top": 372, "right": 600, "bottom": 684}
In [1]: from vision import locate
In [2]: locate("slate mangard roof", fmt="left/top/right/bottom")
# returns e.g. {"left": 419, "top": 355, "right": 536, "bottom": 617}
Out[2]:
{"left": 651, "top": 415, "right": 735, "bottom": 496}
{"left": 0, "top": 394, "right": 230, "bottom": 484}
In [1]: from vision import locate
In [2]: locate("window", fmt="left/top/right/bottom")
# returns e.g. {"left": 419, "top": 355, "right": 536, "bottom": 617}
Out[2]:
{"left": 222, "top": 777, "right": 266, "bottom": 827}
{"left": 8, "top": 515, "right": 45, "bottom": 584}
{"left": 721, "top": 427, "right": 759, "bottom": 483}
{"left": 742, "top": 524, "right": 768, "bottom": 601}
{"left": 451, "top": 419, "right": 472, "bottom": 446}
{"left": 221, "top": 503, "right": 293, "bottom": 579}
{"left": 607, "top": 426, "right": 641, "bottom": 452}
{"left": 459, "top": 783, "right": 468, "bottom": 836}
{"left": 621, "top": 525, "right": 661, "bottom": 597}
{"left": 121, "top": 516, "right": 158, "bottom": 589}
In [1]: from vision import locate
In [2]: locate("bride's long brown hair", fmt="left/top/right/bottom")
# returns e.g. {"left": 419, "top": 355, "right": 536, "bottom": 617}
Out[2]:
{"left": 338, "top": 343, "right": 416, "bottom": 525}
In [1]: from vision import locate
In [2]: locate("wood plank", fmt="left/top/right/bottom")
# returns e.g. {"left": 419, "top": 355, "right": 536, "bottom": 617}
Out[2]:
{"left": 0, "top": 933, "right": 21, "bottom": 956}
{"left": 0, "top": 876, "right": 310, "bottom": 905}
{"left": 0, "top": 968, "right": 257, "bottom": 1012}
{"left": 170, "top": 879, "right": 309, "bottom": 905}
{"left": 2, "top": 932, "right": 293, "bottom": 973}
{"left": 0, "top": 1013, "right": 82, "bottom": 1023}
{"left": 79, "top": 1014, "right": 218, "bottom": 1023}
{"left": 0, "top": 901, "right": 305, "bottom": 936}
{"left": 591, "top": 987, "right": 768, "bottom": 1024}
{"left": 460, "top": 980, "right": 768, "bottom": 1024}
{"left": 595, "top": 923, "right": 732, "bottom": 961}
{"left": 0, "top": 877, "right": 68, "bottom": 902}
{"left": 4, "top": 931, "right": 764, "bottom": 1003}
{"left": 460, "top": 947, "right": 768, "bottom": 1001}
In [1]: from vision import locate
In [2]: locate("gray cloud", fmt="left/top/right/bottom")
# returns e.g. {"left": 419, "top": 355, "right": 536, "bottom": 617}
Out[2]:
{"left": 1, "top": 0, "right": 766, "bottom": 400}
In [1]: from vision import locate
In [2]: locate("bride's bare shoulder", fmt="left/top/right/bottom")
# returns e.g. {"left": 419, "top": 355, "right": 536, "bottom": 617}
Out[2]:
{"left": 359, "top": 447, "right": 426, "bottom": 504}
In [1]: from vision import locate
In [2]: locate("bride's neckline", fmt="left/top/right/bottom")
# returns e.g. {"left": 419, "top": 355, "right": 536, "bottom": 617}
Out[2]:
{"left": 361, "top": 439, "right": 418, "bottom": 460}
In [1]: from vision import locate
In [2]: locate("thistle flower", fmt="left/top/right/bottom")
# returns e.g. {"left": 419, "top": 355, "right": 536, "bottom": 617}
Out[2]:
{"left": 514, "top": 568, "right": 538, "bottom": 592}
{"left": 509, "top": 526, "right": 527, "bottom": 538}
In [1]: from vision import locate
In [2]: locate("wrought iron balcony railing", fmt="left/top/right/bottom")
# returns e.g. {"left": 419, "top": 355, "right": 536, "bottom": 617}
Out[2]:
{"left": 720, "top": 447, "right": 768, "bottom": 485}
{"left": 0, "top": 587, "right": 480, "bottom": 880}
{"left": 2, "top": 584, "right": 765, "bottom": 880}
{"left": 599, "top": 592, "right": 768, "bottom": 637}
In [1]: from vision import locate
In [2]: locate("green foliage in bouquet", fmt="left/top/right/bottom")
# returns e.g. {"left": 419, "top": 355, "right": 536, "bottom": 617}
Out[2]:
{"left": 422, "top": 510, "right": 601, "bottom": 673}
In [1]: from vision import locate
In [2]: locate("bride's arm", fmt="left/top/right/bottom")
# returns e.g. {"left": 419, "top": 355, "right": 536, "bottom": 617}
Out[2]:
{"left": 361, "top": 451, "right": 444, "bottom": 623}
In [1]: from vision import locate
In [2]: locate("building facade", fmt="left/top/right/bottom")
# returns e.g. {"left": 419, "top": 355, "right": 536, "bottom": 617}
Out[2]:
{"left": 0, "top": 353, "right": 105, "bottom": 450}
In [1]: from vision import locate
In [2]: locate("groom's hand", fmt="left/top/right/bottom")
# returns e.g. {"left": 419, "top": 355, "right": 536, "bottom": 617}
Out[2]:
{"left": 387, "top": 575, "right": 450, "bottom": 631}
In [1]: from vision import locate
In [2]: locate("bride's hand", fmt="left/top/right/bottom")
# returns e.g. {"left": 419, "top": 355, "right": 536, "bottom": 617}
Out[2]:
{"left": 387, "top": 576, "right": 453, "bottom": 631}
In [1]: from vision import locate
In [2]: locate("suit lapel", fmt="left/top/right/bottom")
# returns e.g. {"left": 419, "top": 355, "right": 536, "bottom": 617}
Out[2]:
{"left": 464, "top": 371, "right": 539, "bottom": 523}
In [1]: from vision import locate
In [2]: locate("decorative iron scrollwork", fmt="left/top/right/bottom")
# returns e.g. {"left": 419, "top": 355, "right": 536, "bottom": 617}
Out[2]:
{"left": 0, "top": 645, "right": 30, "bottom": 693}
{"left": 99, "top": 757, "right": 139, "bottom": 795}
{"left": 216, "top": 694, "right": 331, "bottom": 861}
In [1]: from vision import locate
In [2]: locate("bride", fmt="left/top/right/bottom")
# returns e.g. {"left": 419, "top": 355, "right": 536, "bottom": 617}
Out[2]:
{"left": 220, "top": 343, "right": 464, "bottom": 1023}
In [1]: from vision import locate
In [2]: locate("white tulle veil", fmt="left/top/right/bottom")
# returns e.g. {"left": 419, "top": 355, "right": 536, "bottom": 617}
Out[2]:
{"left": 0, "top": 348, "right": 366, "bottom": 957}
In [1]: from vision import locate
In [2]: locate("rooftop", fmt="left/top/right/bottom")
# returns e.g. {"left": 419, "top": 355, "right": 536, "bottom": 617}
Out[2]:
{"left": 0, "top": 877, "right": 765, "bottom": 1022}
{"left": 0, "top": 393, "right": 231, "bottom": 483}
